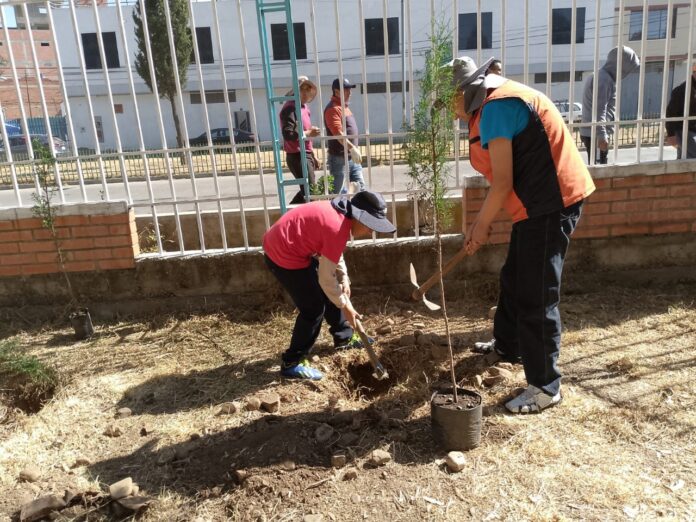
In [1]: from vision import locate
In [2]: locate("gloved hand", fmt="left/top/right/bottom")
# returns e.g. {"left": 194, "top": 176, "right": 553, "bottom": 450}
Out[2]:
{"left": 350, "top": 146, "right": 362, "bottom": 164}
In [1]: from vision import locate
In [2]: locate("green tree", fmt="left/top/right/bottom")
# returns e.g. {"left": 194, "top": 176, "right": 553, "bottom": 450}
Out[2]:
{"left": 133, "top": 0, "right": 192, "bottom": 149}
{"left": 406, "top": 24, "right": 459, "bottom": 400}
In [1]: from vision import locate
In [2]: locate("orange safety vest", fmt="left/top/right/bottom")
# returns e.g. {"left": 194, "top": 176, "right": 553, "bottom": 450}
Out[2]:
{"left": 468, "top": 80, "right": 595, "bottom": 222}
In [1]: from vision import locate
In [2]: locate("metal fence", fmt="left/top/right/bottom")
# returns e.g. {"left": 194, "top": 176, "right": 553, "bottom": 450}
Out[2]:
{"left": 0, "top": 0, "right": 694, "bottom": 257}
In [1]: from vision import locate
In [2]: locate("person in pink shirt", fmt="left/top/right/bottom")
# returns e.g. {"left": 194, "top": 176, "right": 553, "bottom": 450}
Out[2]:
{"left": 263, "top": 191, "right": 395, "bottom": 380}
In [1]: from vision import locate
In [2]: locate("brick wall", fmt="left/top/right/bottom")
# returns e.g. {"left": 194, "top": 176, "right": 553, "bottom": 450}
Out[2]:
{"left": 0, "top": 201, "right": 139, "bottom": 278}
{"left": 463, "top": 169, "right": 696, "bottom": 243}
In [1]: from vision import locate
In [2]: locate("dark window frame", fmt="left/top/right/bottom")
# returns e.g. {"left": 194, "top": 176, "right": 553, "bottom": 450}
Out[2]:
{"left": 81, "top": 32, "right": 120, "bottom": 70}
{"left": 629, "top": 8, "right": 678, "bottom": 41}
{"left": 190, "top": 89, "right": 237, "bottom": 104}
{"left": 189, "top": 26, "right": 214, "bottom": 64}
{"left": 551, "top": 7, "right": 586, "bottom": 45}
{"left": 270, "top": 22, "right": 307, "bottom": 61}
{"left": 360, "top": 81, "right": 410, "bottom": 94}
{"left": 364, "top": 17, "right": 399, "bottom": 56}
{"left": 458, "top": 12, "right": 493, "bottom": 50}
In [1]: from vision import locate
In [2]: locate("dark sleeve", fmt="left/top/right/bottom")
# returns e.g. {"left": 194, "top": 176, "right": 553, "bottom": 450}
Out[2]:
{"left": 665, "top": 84, "right": 685, "bottom": 136}
{"left": 280, "top": 105, "right": 299, "bottom": 142}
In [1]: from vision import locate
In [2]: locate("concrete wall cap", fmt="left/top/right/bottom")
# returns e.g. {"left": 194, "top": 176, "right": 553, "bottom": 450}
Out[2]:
{"left": 1, "top": 201, "right": 130, "bottom": 221}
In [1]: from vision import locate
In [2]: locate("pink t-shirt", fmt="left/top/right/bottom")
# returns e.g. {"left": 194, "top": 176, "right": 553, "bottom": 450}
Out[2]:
{"left": 263, "top": 201, "right": 352, "bottom": 269}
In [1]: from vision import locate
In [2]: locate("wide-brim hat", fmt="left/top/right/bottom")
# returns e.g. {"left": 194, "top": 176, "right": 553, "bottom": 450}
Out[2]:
{"left": 331, "top": 191, "right": 396, "bottom": 234}
{"left": 446, "top": 56, "right": 507, "bottom": 114}
{"left": 285, "top": 76, "right": 318, "bottom": 100}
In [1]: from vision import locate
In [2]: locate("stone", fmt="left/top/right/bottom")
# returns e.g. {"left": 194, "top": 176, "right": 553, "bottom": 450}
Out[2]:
{"left": 175, "top": 442, "right": 195, "bottom": 461}
{"left": 430, "top": 344, "right": 449, "bottom": 361}
{"left": 473, "top": 375, "right": 483, "bottom": 388}
{"left": 280, "top": 460, "right": 296, "bottom": 471}
{"left": 109, "top": 477, "right": 133, "bottom": 500}
{"left": 488, "top": 367, "right": 513, "bottom": 380}
{"left": 351, "top": 494, "right": 361, "bottom": 504}
{"left": 303, "top": 515, "right": 323, "bottom": 522}
{"left": 385, "top": 318, "right": 395, "bottom": 325}
{"left": 445, "top": 451, "right": 467, "bottom": 472}
{"left": 315, "top": 423, "right": 334, "bottom": 443}
{"left": 131, "top": 484, "right": 140, "bottom": 496}
{"left": 115, "top": 407, "right": 132, "bottom": 419}
{"left": 117, "top": 496, "right": 153, "bottom": 513}
{"left": 311, "top": 355, "right": 320, "bottom": 363}
{"left": 331, "top": 454, "right": 347, "bottom": 468}
{"left": 399, "top": 334, "right": 416, "bottom": 346}
{"left": 342, "top": 468, "right": 358, "bottom": 481}
{"left": 233, "top": 469, "right": 248, "bottom": 484}
{"left": 412, "top": 322, "right": 426, "bottom": 329}
{"left": 482, "top": 374, "right": 506, "bottom": 387}
{"left": 417, "top": 334, "right": 432, "bottom": 346}
{"left": 260, "top": 393, "right": 281, "bottom": 413}
{"left": 72, "top": 457, "right": 90, "bottom": 468}
{"left": 19, "top": 465, "right": 41, "bottom": 483}
{"left": 19, "top": 495, "right": 66, "bottom": 522}
{"left": 368, "top": 449, "right": 392, "bottom": 467}
{"left": 488, "top": 306, "right": 497, "bottom": 320}
{"left": 217, "top": 402, "right": 240, "bottom": 415}
{"left": 156, "top": 448, "right": 176, "bottom": 465}
{"left": 246, "top": 397, "right": 262, "bottom": 411}
{"left": 103, "top": 424, "right": 123, "bottom": 438}
{"left": 376, "top": 325, "right": 392, "bottom": 335}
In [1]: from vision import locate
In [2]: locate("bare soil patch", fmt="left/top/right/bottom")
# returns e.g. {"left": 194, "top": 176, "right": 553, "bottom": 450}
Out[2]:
{"left": 0, "top": 269, "right": 694, "bottom": 521}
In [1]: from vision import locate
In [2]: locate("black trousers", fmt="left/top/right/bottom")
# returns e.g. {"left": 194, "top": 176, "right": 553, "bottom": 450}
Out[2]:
{"left": 286, "top": 152, "right": 316, "bottom": 204}
{"left": 580, "top": 136, "right": 608, "bottom": 164}
{"left": 264, "top": 255, "right": 353, "bottom": 365}
{"left": 492, "top": 201, "right": 583, "bottom": 396}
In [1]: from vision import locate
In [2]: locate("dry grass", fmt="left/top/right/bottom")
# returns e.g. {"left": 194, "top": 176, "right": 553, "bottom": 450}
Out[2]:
{"left": 0, "top": 269, "right": 694, "bottom": 521}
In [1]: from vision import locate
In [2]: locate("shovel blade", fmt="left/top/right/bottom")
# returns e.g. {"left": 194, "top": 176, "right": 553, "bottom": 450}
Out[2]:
{"left": 409, "top": 262, "right": 419, "bottom": 288}
{"left": 409, "top": 263, "right": 441, "bottom": 311}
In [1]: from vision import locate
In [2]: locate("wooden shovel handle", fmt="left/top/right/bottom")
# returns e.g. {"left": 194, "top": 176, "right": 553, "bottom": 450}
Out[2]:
{"left": 354, "top": 319, "right": 387, "bottom": 378}
{"left": 411, "top": 247, "right": 468, "bottom": 300}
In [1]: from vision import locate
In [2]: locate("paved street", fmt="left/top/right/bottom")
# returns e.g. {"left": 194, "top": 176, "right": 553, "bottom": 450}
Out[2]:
{"left": 1, "top": 145, "right": 677, "bottom": 215}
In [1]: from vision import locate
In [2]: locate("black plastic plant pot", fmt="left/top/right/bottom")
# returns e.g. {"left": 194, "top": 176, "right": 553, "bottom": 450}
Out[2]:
{"left": 69, "top": 308, "right": 94, "bottom": 340}
{"left": 431, "top": 387, "right": 483, "bottom": 451}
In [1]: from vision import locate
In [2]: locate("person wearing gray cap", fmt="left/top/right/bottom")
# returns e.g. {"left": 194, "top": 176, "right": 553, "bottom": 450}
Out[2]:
{"left": 263, "top": 190, "right": 395, "bottom": 380}
{"left": 448, "top": 56, "right": 595, "bottom": 414}
{"left": 324, "top": 78, "right": 367, "bottom": 194}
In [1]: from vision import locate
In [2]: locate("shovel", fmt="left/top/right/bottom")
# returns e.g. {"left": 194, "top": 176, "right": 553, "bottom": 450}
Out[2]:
{"left": 354, "top": 318, "right": 389, "bottom": 381}
{"left": 409, "top": 247, "right": 469, "bottom": 311}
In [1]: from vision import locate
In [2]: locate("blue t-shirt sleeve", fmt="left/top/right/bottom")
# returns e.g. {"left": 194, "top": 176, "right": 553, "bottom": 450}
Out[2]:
{"left": 479, "top": 98, "right": 531, "bottom": 149}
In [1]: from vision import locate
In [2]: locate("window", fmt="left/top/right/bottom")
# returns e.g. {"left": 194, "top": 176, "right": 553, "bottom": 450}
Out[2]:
{"left": 1, "top": 6, "right": 18, "bottom": 29}
{"left": 629, "top": 9, "right": 677, "bottom": 41}
{"left": 458, "top": 12, "right": 493, "bottom": 50}
{"left": 534, "top": 71, "right": 584, "bottom": 83}
{"left": 270, "top": 23, "right": 306, "bottom": 60}
{"left": 81, "top": 32, "right": 119, "bottom": 69}
{"left": 365, "top": 17, "right": 399, "bottom": 56}
{"left": 190, "top": 90, "right": 237, "bottom": 104}
{"left": 114, "top": 104, "right": 124, "bottom": 114}
{"left": 360, "top": 81, "right": 410, "bottom": 94}
{"left": 190, "top": 27, "right": 214, "bottom": 64}
{"left": 552, "top": 8, "right": 585, "bottom": 45}
{"left": 40, "top": 42, "right": 50, "bottom": 47}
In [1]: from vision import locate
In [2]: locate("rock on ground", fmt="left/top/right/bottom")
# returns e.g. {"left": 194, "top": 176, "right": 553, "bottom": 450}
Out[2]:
{"left": 445, "top": 451, "right": 467, "bottom": 472}
{"left": 109, "top": 477, "right": 133, "bottom": 500}
{"left": 342, "top": 468, "right": 358, "bottom": 481}
{"left": 18, "top": 465, "right": 41, "bottom": 483}
{"left": 303, "top": 515, "right": 324, "bottom": 522}
{"left": 115, "top": 407, "right": 132, "bottom": 419}
{"left": 19, "top": 495, "right": 66, "bottom": 522}
{"left": 103, "top": 424, "right": 123, "bottom": 438}
{"left": 217, "top": 402, "right": 241, "bottom": 415}
{"left": 315, "top": 423, "right": 335, "bottom": 443}
{"left": 260, "top": 393, "right": 281, "bottom": 413}
{"left": 117, "top": 495, "right": 153, "bottom": 513}
{"left": 331, "top": 454, "right": 347, "bottom": 468}
{"left": 368, "top": 449, "right": 392, "bottom": 467}
{"left": 246, "top": 397, "right": 262, "bottom": 411}
{"left": 376, "top": 325, "right": 392, "bottom": 335}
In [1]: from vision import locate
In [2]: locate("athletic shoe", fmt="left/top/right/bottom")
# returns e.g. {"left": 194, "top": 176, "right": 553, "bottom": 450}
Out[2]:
{"left": 335, "top": 332, "right": 374, "bottom": 350}
{"left": 504, "top": 385, "right": 562, "bottom": 414}
{"left": 280, "top": 358, "right": 323, "bottom": 380}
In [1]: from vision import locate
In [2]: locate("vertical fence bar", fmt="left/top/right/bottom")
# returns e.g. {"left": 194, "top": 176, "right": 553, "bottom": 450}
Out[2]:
{"left": 453, "top": 0, "right": 460, "bottom": 189}
{"left": 89, "top": 0, "right": 131, "bottom": 203}
{"left": 545, "top": 0, "right": 552, "bottom": 98}
{"left": 568, "top": 0, "right": 577, "bottom": 126}
{"left": 137, "top": 0, "right": 185, "bottom": 254}
{"left": 21, "top": 2, "right": 65, "bottom": 202}
{"left": 382, "top": 0, "right": 396, "bottom": 238}
{"left": 162, "top": 0, "right": 206, "bottom": 252}
{"left": 635, "top": 0, "right": 649, "bottom": 162}
{"left": 657, "top": 0, "right": 675, "bottom": 162}
{"left": 407, "top": 0, "right": 414, "bottom": 125}
{"left": 115, "top": 0, "right": 163, "bottom": 254}
{"left": 46, "top": 1, "right": 87, "bottom": 203}
{"left": 211, "top": 0, "right": 248, "bottom": 249}
{"left": 0, "top": 6, "right": 39, "bottom": 193}
{"left": 680, "top": 0, "right": 695, "bottom": 155}
{"left": 475, "top": 0, "right": 481, "bottom": 66}
{"left": 309, "top": 0, "right": 329, "bottom": 196}
{"left": 357, "top": 0, "right": 372, "bottom": 190}
{"left": 523, "top": 0, "right": 529, "bottom": 85}
{"left": 188, "top": 0, "right": 227, "bottom": 251}
{"left": 589, "top": 0, "right": 602, "bottom": 166}
{"left": 0, "top": 103, "right": 22, "bottom": 206}
{"left": 332, "top": 0, "right": 350, "bottom": 193}
{"left": 67, "top": 0, "right": 110, "bottom": 200}
{"left": 611, "top": 0, "right": 625, "bottom": 162}
{"left": 236, "top": 0, "right": 270, "bottom": 230}
{"left": 500, "top": 0, "right": 506, "bottom": 75}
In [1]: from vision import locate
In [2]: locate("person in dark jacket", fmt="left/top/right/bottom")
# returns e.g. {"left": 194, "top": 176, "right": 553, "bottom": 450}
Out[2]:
{"left": 580, "top": 46, "right": 640, "bottom": 164}
{"left": 665, "top": 62, "right": 696, "bottom": 159}
{"left": 279, "top": 76, "right": 321, "bottom": 204}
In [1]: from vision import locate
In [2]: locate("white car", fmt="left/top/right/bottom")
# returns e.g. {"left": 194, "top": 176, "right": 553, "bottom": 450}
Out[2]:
{"left": 554, "top": 101, "right": 583, "bottom": 123}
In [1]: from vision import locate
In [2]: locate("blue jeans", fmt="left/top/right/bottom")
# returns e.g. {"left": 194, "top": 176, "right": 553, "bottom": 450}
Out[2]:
{"left": 492, "top": 200, "right": 583, "bottom": 396}
{"left": 327, "top": 154, "right": 366, "bottom": 194}
{"left": 264, "top": 255, "right": 353, "bottom": 365}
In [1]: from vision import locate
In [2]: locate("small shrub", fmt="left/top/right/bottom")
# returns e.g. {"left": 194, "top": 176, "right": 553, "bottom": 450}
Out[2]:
{"left": 0, "top": 340, "right": 60, "bottom": 413}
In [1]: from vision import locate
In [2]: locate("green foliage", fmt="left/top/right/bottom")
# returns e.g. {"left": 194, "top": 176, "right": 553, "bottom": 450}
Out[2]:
{"left": 0, "top": 339, "right": 58, "bottom": 390}
{"left": 310, "top": 174, "right": 335, "bottom": 196}
{"left": 406, "top": 23, "right": 456, "bottom": 233}
{"left": 31, "top": 139, "right": 57, "bottom": 230}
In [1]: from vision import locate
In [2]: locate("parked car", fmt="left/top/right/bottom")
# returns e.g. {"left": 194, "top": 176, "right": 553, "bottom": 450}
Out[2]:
{"left": 0, "top": 134, "right": 68, "bottom": 161}
{"left": 553, "top": 100, "right": 583, "bottom": 123}
{"left": 189, "top": 127, "right": 256, "bottom": 146}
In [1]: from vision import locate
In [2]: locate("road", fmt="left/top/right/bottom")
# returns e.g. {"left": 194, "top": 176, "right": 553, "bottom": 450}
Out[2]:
{"left": 0, "top": 145, "right": 677, "bottom": 215}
